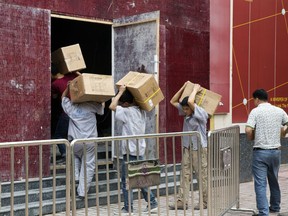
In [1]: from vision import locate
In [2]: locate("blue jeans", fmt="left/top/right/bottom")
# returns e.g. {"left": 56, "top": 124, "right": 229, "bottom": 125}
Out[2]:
{"left": 252, "top": 149, "right": 281, "bottom": 215}
{"left": 121, "top": 154, "right": 157, "bottom": 211}
{"left": 53, "top": 113, "right": 69, "bottom": 156}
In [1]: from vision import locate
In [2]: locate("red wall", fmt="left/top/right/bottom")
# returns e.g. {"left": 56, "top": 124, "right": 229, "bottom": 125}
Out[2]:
{"left": 233, "top": 0, "right": 288, "bottom": 123}
{"left": 210, "top": 0, "right": 230, "bottom": 114}
{"left": 1, "top": 0, "right": 211, "bottom": 134}
{"left": 1, "top": 0, "right": 215, "bottom": 173}
{"left": 0, "top": 3, "right": 51, "bottom": 180}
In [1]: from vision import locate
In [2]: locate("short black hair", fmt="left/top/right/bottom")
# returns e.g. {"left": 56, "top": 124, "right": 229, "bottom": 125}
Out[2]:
{"left": 252, "top": 89, "right": 268, "bottom": 101}
{"left": 119, "top": 90, "right": 134, "bottom": 104}
{"left": 51, "top": 63, "right": 58, "bottom": 76}
{"left": 180, "top": 96, "right": 189, "bottom": 106}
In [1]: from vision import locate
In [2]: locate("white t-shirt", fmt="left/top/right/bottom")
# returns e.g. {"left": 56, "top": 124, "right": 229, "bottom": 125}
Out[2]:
{"left": 115, "top": 105, "right": 146, "bottom": 156}
{"left": 62, "top": 97, "right": 104, "bottom": 141}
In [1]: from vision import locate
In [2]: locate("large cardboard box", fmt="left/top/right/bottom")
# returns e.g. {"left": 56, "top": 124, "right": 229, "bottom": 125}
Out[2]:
{"left": 178, "top": 81, "right": 222, "bottom": 115}
{"left": 116, "top": 71, "right": 164, "bottom": 111}
{"left": 52, "top": 44, "right": 86, "bottom": 74}
{"left": 69, "top": 73, "right": 115, "bottom": 103}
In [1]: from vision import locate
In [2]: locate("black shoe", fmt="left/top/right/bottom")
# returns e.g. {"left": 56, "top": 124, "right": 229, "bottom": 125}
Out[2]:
{"left": 269, "top": 207, "right": 280, "bottom": 213}
{"left": 56, "top": 156, "right": 66, "bottom": 164}
{"left": 76, "top": 195, "right": 85, "bottom": 200}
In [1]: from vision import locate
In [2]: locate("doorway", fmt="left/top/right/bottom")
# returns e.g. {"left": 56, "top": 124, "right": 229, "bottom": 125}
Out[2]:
{"left": 50, "top": 16, "right": 112, "bottom": 138}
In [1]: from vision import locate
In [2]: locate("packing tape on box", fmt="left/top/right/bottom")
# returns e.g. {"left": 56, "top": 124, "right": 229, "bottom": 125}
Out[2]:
{"left": 135, "top": 88, "right": 161, "bottom": 104}
{"left": 197, "top": 88, "right": 206, "bottom": 106}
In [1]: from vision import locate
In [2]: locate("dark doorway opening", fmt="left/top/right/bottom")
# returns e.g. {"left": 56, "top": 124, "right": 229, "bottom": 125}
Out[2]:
{"left": 51, "top": 17, "right": 112, "bottom": 138}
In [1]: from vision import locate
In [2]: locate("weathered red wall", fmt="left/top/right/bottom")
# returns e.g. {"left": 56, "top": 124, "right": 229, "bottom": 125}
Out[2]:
{"left": 159, "top": 1, "right": 210, "bottom": 137}
{"left": 233, "top": 0, "right": 288, "bottom": 123}
{"left": 1, "top": 0, "right": 215, "bottom": 169}
{"left": 0, "top": 3, "right": 51, "bottom": 180}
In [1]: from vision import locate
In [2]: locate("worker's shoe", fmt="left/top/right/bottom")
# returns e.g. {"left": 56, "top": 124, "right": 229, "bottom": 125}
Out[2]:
{"left": 76, "top": 195, "right": 85, "bottom": 200}
{"left": 143, "top": 203, "right": 158, "bottom": 213}
{"left": 114, "top": 207, "right": 134, "bottom": 215}
{"left": 194, "top": 203, "right": 207, "bottom": 210}
{"left": 169, "top": 200, "right": 188, "bottom": 210}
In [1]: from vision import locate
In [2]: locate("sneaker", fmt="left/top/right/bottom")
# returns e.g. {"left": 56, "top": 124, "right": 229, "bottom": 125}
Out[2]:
{"left": 169, "top": 200, "right": 188, "bottom": 210}
{"left": 194, "top": 203, "right": 207, "bottom": 210}
{"left": 114, "top": 207, "right": 134, "bottom": 215}
{"left": 143, "top": 204, "right": 158, "bottom": 213}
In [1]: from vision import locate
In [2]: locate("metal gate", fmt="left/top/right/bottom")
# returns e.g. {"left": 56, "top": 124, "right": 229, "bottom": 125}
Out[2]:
{"left": 70, "top": 131, "right": 204, "bottom": 216}
{"left": 0, "top": 128, "right": 247, "bottom": 216}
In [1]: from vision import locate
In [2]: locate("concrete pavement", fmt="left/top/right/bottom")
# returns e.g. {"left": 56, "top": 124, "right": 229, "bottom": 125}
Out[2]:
{"left": 46, "top": 164, "right": 288, "bottom": 216}
{"left": 225, "top": 163, "right": 288, "bottom": 216}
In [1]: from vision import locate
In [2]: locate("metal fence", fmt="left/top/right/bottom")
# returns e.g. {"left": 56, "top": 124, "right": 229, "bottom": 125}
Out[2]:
{"left": 207, "top": 125, "right": 240, "bottom": 216}
{"left": 70, "top": 131, "right": 205, "bottom": 216}
{"left": 0, "top": 139, "right": 71, "bottom": 216}
{"left": 0, "top": 127, "right": 243, "bottom": 216}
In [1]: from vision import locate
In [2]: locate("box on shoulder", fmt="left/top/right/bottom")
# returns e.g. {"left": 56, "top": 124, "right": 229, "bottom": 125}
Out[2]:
{"left": 52, "top": 44, "right": 86, "bottom": 74}
{"left": 116, "top": 71, "right": 164, "bottom": 111}
{"left": 69, "top": 73, "right": 115, "bottom": 103}
{"left": 178, "top": 81, "right": 222, "bottom": 116}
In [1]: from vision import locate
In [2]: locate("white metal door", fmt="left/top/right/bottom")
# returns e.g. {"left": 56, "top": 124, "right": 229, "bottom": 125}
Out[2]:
{"left": 112, "top": 11, "right": 160, "bottom": 159}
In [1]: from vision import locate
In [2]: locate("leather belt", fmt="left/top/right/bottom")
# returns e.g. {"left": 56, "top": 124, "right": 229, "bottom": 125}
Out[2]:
{"left": 253, "top": 147, "right": 280, "bottom": 151}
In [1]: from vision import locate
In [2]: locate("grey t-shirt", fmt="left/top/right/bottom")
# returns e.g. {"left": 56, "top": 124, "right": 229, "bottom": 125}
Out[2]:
{"left": 62, "top": 97, "right": 104, "bottom": 141}
{"left": 177, "top": 104, "right": 208, "bottom": 150}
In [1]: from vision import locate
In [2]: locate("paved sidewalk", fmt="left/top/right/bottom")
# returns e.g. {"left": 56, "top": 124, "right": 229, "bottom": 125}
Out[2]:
{"left": 47, "top": 164, "right": 288, "bottom": 216}
{"left": 225, "top": 163, "right": 288, "bottom": 216}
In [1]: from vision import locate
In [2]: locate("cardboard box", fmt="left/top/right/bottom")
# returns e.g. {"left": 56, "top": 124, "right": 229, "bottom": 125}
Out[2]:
{"left": 52, "top": 44, "right": 86, "bottom": 74}
{"left": 178, "top": 81, "right": 222, "bottom": 115}
{"left": 69, "top": 73, "right": 115, "bottom": 103}
{"left": 116, "top": 71, "right": 164, "bottom": 111}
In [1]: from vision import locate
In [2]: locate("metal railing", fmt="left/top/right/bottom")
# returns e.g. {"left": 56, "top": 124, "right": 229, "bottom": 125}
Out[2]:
{"left": 207, "top": 126, "right": 240, "bottom": 215}
{"left": 0, "top": 139, "right": 71, "bottom": 216}
{"left": 207, "top": 125, "right": 254, "bottom": 216}
{"left": 70, "top": 131, "right": 204, "bottom": 216}
{"left": 0, "top": 127, "right": 244, "bottom": 216}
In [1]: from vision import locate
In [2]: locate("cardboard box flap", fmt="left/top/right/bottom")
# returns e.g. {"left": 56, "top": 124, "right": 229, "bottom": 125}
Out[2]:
{"left": 82, "top": 73, "right": 115, "bottom": 96}
{"left": 116, "top": 71, "right": 151, "bottom": 87}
